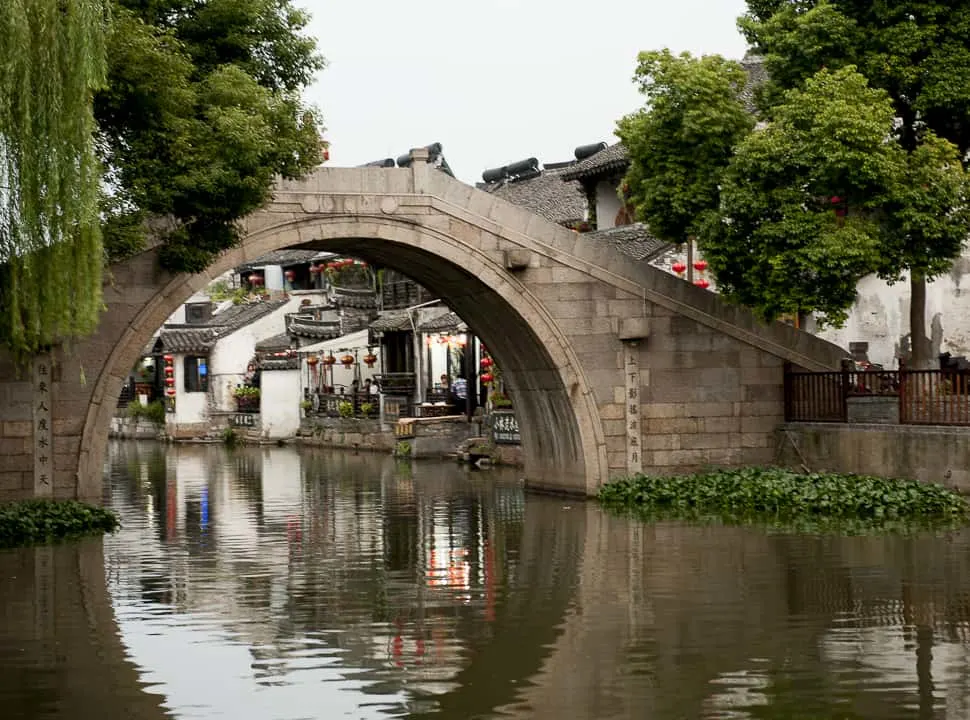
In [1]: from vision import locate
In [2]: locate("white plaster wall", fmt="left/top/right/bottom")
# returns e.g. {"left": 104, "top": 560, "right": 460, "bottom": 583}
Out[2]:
{"left": 208, "top": 295, "right": 315, "bottom": 410}
{"left": 259, "top": 369, "right": 301, "bottom": 439}
{"left": 811, "top": 255, "right": 970, "bottom": 368}
{"left": 167, "top": 353, "right": 208, "bottom": 427}
{"left": 595, "top": 180, "right": 622, "bottom": 230}
{"left": 263, "top": 265, "right": 284, "bottom": 291}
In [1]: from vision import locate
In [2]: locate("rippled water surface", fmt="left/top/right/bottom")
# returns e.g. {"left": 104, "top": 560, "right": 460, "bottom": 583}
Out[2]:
{"left": 4, "top": 442, "right": 970, "bottom": 719}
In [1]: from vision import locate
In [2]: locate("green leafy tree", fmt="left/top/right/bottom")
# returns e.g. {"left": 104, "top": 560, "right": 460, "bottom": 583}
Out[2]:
{"left": 617, "top": 50, "right": 755, "bottom": 249}
{"left": 701, "top": 68, "right": 905, "bottom": 325}
{"left": 740, "top": 0, "right": 970, "bottom": 365}
{"left": 97, "top": 0, "right": 325, "bottom": 273}
{"left": 0, "top": 0, "right": 107, "bottom": 358}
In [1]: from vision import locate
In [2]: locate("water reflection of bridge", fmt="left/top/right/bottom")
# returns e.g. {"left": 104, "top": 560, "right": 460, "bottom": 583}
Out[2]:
{"left": 0, "top": 540, "right": 171, "bottom": 720}
{"left": 105, "top": 443, "right": 970, "bottom": 719}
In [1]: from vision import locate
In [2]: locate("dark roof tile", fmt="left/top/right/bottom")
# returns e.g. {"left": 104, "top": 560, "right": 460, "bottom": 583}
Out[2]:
{"left": 155, "top": 328, "right": 217, "bottom": 354}
{"left": 559, "top": 143, "right": 629, "bottom": 182}
{"left": 289, "top": 318, "right": 342, "bottom": 339}
{"left": 416, "top": 310, "right": 466, "bottom": 333}
{"left": 584, "top": 223, "right": 673, "bottom": 262}
{"left": 481, "top": 165, "right": 586, "bottom": 226}
{"left": 238, "top": 249, "right": 322, "bottom": 271}
{"left": 369, "top": 312, "right": 412, "bottom": 332}
{"left": 255, "top": 332, "right": 292, "bottom": 351}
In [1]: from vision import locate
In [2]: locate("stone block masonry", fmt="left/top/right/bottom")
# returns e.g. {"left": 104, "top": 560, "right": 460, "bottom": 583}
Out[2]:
{"left": 0, "top": 158, "right": 848, "bottom": 500}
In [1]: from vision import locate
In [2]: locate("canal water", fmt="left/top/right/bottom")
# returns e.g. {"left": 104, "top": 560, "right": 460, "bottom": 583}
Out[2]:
{"left": 3, "top": 442, "right": 970, "bottom": 719}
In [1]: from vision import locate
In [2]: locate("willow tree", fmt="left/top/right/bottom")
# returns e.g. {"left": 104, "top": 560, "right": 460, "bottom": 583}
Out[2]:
{"left": 0, "top": 0, "right": 107, "bottom": 358}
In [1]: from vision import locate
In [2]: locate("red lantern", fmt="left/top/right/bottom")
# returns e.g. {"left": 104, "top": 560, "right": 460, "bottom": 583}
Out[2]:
{"left": 250, "top": 275, "right": 263, "bottom": 286}
{"left": 672, "top": 262, "right": 687, "bottom": 275}
{"left": 323, "top": 354, "right": 336, "bottom": 366}
{"left": 164, "top": 377, "right": 175, "bottom": 387}
{"left": 694, "top": 279, "right": 711, "bottom": 289}
{"left": 480, "top": 356, "right": 494, "bottom": 368}
{"left": 163, "top": 354, "right": 174, "bottom": 364}
{"left": 165, "top": 388, "right": 176, "bottom": 397}
{"left": 363, "top": 353, "right": 377, "bottom": 367}
{"left": 830, "top": 196, "right": 842, "bottom": 204}
{"left": 693, "top": 260, "right": 708, "bottom": 273}
{"left": 164, "top": 366, "right": 174, "bottom": 377}
{"left": 284, "top": 270, "right": 296, "bottom": 281}
{"left": 309, "top": 264, "right": 320, "bottom": 274}
{"left": 481, "top": 372, "right": 494, "bottom": 384}
{"left": 340, "top": 354, "right": 354, "bottom": 367}
{"left": 306, "top": 355, "right": 319, "bottom": 366}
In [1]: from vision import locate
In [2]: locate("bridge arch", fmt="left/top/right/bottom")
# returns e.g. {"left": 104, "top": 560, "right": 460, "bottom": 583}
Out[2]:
{"left": 0, "top": 154, "right": 847, "bottom": 502}
{"left": 79, "top": 213, "right": 608, "bottom": 497}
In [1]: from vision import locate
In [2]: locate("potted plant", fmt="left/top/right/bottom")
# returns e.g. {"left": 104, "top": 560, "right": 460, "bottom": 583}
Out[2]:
{"left": 360, "top": 402, "right": 375, "bottom": 417}
{"left": 233, "top": 385, "right": 260, "bottom": 412}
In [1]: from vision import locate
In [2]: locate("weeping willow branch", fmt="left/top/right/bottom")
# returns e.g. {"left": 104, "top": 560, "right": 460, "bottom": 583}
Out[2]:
{"left": 0, "top": 0, "right": 107, "bottom": 359}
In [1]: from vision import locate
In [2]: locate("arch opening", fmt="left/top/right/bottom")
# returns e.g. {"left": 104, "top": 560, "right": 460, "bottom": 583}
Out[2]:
{"left": 83, "top": 214, "right": 608, "bottom": 498}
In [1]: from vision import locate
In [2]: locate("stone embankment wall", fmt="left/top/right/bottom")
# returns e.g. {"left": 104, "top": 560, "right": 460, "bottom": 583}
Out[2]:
{"left": 777, "top": 423, "right": 970, "bottom": 492}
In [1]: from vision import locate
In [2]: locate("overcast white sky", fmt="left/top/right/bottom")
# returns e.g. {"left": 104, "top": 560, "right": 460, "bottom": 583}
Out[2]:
{"left": 302, "top": 0, "right": 749, "bottom": 184}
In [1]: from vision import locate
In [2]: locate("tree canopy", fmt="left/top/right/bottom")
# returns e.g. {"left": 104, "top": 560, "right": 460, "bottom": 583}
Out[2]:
{"left": 616, "top": 50, "right": 754, "bottom": 247}
{"left": 0, "top": 0, "right": 107, "bottom": 358}
{"left": 738, "top": 0, "right": 970, "bottom": 363}
{"left": 97, "top": 0, "right": 325, "bottom": 273}
{"left": 703, "top": 68, "right": 910, "bottom": 325}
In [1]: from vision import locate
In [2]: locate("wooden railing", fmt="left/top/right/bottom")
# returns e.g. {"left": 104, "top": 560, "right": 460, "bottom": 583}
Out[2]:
{"left": 900, "top": 370, "right": 970, "bottom": 425}
{"left": 784, "top": 366, "right": 970, "bottom": 426}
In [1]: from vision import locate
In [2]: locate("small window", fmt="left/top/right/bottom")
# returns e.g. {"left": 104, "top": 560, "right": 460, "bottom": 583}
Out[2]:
{"left": 184, "top": 356, "right": 209, "bottom": 393}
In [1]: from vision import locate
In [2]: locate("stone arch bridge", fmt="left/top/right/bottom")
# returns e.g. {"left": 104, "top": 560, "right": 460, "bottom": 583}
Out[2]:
{"left": 0, "top": 149, "right": 846, "bottom": 502}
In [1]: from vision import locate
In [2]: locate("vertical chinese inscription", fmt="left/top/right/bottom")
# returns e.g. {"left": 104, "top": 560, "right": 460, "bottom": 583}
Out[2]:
{"left": 32, "top": 353, "right": 53, "bottom": 498}
{"left": 624, "top": 341, "right": 642, "bottom": 475}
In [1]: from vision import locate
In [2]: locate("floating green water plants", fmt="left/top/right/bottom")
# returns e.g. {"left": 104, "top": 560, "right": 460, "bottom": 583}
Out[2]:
{"left": 0, "top": 499, "right": 120, "bottom": 548}
{"left": 597, "top": 467, "right": 970, "bottom": 534}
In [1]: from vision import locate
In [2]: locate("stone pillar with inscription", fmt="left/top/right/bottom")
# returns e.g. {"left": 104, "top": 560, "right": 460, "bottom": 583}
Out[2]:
{"left": 32, "top": 353, "right": 53, "bottom": 497}
{"left": 622, "top": 341, "right": 643, "bottom": 476}
{"left": 617, "top": 318, "right": 649, "bottom": 477}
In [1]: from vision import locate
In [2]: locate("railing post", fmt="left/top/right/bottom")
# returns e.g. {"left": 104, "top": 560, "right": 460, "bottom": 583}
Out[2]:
{"left": 840, "top": 359, "right": 851, "bottom": 423}
{"left": 783, "top": 361, "right": 793, "bottom": 422}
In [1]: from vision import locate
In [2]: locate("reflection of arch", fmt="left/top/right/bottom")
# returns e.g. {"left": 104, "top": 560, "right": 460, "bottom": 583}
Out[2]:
{"left": 79, "top": 215, "right": 607, "bottom": 498}
{"left": 0, "top": 541, "right": 169, "bottom": 719}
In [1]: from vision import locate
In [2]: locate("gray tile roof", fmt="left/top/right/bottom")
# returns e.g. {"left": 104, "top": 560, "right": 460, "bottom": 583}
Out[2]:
{"left": 259, "top": 356, "right": 300, "bottom": 371}
{"left": 416, "top": 310, "right": 466, "bottom": 333}
{"left": 739, "top": 54, "right": 768, "bottom": 114}
{"left": 584, "top": 223, "right": 673, "bottom": 262}
{"left": 370, "top": 311, "right": 412, "bottom": 332}
{"left": 288, "top": 318, "right": 342, "bottom": 339}
{"left": 481, "top": 165, "right": 586, "bottom": 226}
{"left": 238, "top": 249, "right": 322, "bottom": 271}
{"left": 154, "top": 328, "right": 217, "bottom": 354}
{"left": 331, "top": 287, "right": 378, "bottom": 309}
{"left": 255, "top": 332, "right": 292, "bottom": 351}
{"left": 154, "top": 299, "right": 288, "bottom": 354}
{"left": 559, "top": 143, "right": 629, "bottom": 183}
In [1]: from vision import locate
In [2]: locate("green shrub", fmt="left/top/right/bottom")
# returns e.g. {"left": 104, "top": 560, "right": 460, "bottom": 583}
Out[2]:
{"left": 222, "top": 427, "right": 239, "bottom": 447}
{"left": 360, "top": 402, "right": 375, "bottom": 417}
{"left": 128, "top": 399, "right": 166, "bottom": 426}
{"left": 338, "top": 401, "right": 354, "bottom": 418}
{"left": 394, "top": 440, "right": 412, "bottom": 458}
{"left": 597, "top": 467, "right": 970, "bottom": 533}
{"left": 0, "top": 499, "right": 121, "bottom": 548}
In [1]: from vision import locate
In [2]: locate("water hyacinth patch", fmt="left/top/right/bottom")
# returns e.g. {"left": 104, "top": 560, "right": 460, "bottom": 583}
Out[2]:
{"left": 0, "top": 499, "right": 121, "bottom": 548}
{"left": 597, "top": 468, "right": 970, "bottom": 533}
